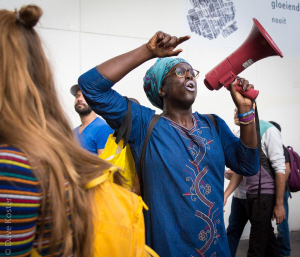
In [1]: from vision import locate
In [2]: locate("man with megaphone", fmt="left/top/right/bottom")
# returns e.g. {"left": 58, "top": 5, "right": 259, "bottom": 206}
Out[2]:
{"left": 78, "top": 31, "right": 259, "bottom": 256}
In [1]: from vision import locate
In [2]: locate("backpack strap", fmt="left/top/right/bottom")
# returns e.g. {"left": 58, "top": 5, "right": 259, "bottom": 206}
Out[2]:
{"left": 254, "top": 102, "right": 263, "bottom": 215}
{"left": 85, "top": 166, "right": 119, "bottom": 189}
{"left": 204, "top": 114, "right": 218, "bottom": 132}
{"left": 114, "top": 97, "right": 132, "bottom": 148}
{"left": 145, "top": 245, "right": 160, "bottom": 257}
{"left": 136, "top": 196, "right": 149, "bottom": 218}
{"left": 138, "top": 114, "right": 161, "bottom": 198}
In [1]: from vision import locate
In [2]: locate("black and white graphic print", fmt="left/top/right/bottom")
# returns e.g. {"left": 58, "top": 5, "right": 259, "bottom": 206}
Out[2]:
{"left": 186, "top": 0, "right": 238, "bottom": 40}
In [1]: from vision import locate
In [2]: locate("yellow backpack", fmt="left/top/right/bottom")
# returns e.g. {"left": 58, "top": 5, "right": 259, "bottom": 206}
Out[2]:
{"left": 32, "top": 166, "right": 158, "bottom": 257}
{"left": 86, "top": 166, "right": 158, "bottom": 257}
{"left": 99, "top": 97, "right": 137, "bottom": 190}
{"left": 99, "top": 134, "right": 136, "bottom": 189}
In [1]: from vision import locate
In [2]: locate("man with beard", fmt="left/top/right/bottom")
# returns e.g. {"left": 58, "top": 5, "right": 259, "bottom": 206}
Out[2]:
{"left": 71, "top": 84, "right": 113, "bottom": 155}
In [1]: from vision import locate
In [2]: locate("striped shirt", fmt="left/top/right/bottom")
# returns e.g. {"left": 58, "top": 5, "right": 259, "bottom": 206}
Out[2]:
{"left": 0, "top": 146, "right": 73, "bottom": 257}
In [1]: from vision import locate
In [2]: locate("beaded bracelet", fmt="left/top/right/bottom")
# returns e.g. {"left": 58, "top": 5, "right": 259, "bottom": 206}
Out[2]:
{"left": 239, "top": 119, "right": 254, "bottom": 125}
{"left": 237, "top": 108, "right": 255, "bottom": 118}
{"left": 239, "top": 113, "right": 255, "bottom": 122}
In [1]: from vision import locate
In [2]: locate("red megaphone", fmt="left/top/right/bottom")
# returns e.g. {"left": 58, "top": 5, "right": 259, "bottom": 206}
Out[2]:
{"left": 204, "top": 18, "right": 283, "bottom": 100}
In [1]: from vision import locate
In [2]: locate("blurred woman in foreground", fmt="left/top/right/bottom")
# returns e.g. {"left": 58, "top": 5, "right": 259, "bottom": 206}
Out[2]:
{"left": 0, "top": 5, "right": 122, "bottom": 257}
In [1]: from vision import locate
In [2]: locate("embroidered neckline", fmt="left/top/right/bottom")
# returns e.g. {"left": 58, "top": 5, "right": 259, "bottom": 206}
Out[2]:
{"left": 162, "top": 114, "right": 197, "bottom": 132}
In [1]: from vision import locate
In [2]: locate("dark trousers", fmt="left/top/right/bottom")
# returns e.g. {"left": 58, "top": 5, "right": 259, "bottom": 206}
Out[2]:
{"left": 247, "top": 194, "right": 281, "bottom": 257}
{"left": 226, "top": 196, "right": 248, "bottom": 257}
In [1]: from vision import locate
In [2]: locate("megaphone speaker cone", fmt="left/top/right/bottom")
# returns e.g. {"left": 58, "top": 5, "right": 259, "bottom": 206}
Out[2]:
{"left": 204, "top": 18, "right": 283, "bottom": 100}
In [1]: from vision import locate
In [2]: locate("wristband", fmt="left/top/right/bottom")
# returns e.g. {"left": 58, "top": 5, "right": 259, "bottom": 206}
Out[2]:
{"left": 239, "top": 113, "right": 255, "bottom": 122}
{"left": 237, "top": 108, "right": 254, "bottom": 118}
{"left": 240, "top": 119, "right": 254, "bottom": 125}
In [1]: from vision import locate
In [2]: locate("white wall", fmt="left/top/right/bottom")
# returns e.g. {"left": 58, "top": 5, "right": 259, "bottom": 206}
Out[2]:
{"left": 1, "top": 0, "right": 299, "bottom": 238}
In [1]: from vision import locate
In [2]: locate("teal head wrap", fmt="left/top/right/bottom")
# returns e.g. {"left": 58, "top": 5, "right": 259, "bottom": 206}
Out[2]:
{"left": 143, "top": 57, "right": 191, "bottom": 110}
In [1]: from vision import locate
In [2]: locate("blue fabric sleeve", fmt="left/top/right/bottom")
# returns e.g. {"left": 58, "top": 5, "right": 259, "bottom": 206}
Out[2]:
{"left": 78, "top": 67, "right": 128, "bottom": 129}
{"left": 213, "top": 115, "right": 259, "bottom": 177}
{"left": 78, "top": 67, "right": 155, "bottom": 155}
{"left": 95, "top": 124, "right": 113, "bottom": 149}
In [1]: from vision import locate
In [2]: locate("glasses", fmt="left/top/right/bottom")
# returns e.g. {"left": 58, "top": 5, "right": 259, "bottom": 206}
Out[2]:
{"left": 165, "top": 67, "right": 200, "bottom": 79}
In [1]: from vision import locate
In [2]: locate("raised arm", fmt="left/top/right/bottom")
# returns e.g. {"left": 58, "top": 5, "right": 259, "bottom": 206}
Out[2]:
{"left": 78, "top": 32, "right": 190, "bottom": 149}
{"left": 229, "top": 79, "right": 257, "bottom": 148}
{"left": 97, "top": 32, "right": 190, "bottom": 82}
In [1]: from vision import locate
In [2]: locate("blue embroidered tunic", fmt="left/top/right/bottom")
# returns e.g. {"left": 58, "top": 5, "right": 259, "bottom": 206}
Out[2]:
{"left": 78, "top": 67, "right": 259, "bottom": 257}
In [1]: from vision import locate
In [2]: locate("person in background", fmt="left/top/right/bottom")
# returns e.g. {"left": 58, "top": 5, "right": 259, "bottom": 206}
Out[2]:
{"left": 0, "top": 5, "right": 123, "bottom": 256}
{"left": 78, "top": 31, "right": 259, "bottom": 256}
{"left": 71, "top": 84, "right": 113, "bottom": 155}
{"left": 225, "top": 107, "right": 249, "bottom": 257}
{"left": 224, "top": 117, "right": 286, "bottom": 257}
{"left": 269, "top": 121, "right": 291, "bottom": 257}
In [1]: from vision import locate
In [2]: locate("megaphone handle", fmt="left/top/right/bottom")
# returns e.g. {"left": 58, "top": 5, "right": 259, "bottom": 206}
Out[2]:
{"left": 234, "top": 82, "right": 259, "bottom": 101}
{"left": 221, "top": 73, "right": 259, "bottom": 101}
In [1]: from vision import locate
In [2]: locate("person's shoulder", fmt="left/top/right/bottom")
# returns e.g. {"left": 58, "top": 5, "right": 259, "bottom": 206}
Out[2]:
{"left": 74, "top": 125, "right": 80, "bottom": 132}
{"left": 93, "top": 117, "right": 110, "bottom": 126}
{"left": 260, "top": 120, "right": 280, "bottom": 137}
{"left": 94, "top": 117, "right": 113, "bottom": 133}
{"left": 194, "top": 112, "right": 222, "bottom": 123}
{"left": 0, "top": 145, "right": 41, "bottom": 201}
{"left": 260, "top": 120, "right": 274, "bottom": 130}
{"left": 131, "top": 101, "right": 155, "bottom": 116}
{"left": 0, "top": 145, "right": 35, "bottom": 176}
{"left": 194, "top": 112, "right": 220, "bottom": 118}
{"left": 0, "top": 145, "right": 29, "bottom": 161}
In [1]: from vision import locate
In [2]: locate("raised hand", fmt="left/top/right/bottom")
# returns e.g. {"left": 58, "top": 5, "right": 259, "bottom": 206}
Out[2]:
{"left": 230, "top": 78, "right": 257, "bottom": 149}
{"left": 96, "top": 31, "right": 190, "bottom": 83}
{"left": 229, "top": 78, "right": 254, "bottom": 110}
{"left": 146, "top": 31, "right": 190, "bottom": 58}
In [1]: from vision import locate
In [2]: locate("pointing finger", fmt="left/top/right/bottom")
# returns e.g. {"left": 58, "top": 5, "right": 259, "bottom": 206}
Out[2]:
{"left": 176, "top": 35, "right": 191, "bottom": 45}
{"left": 167, "top": 48, "right": 183, "bottom": 57}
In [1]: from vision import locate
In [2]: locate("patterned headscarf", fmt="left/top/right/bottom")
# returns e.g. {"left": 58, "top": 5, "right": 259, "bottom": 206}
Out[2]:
{"left": 143, "top": 57, "right": 191, "bottom": 110}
